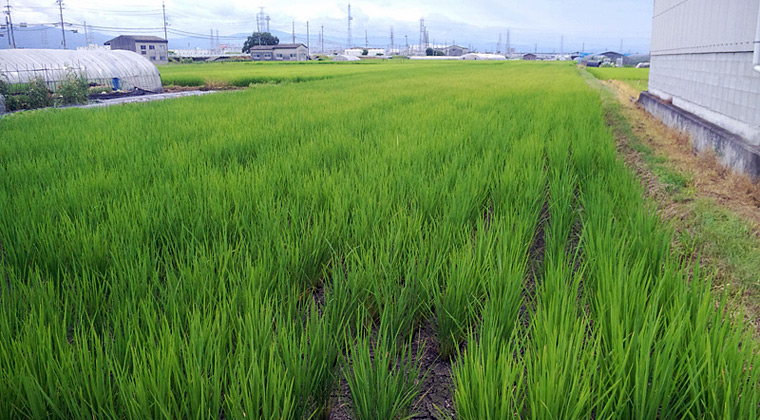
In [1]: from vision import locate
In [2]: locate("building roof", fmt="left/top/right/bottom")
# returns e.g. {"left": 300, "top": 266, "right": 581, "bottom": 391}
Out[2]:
{"left": 104, "top": 35, "right": 168, "bottom": 45}
{"left": 250, "top": 43, "right": 306, "bottom": 51}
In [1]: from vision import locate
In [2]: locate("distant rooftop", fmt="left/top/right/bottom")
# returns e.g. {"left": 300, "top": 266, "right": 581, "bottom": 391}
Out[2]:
{"left": 250, "top": 43, "right": 306, "bottom": 50}
{"left": 105, "top": 35, "right": 168, "bottom": 45}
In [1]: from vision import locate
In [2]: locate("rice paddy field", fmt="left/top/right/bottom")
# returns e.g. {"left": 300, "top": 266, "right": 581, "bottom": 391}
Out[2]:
{"left": 1, "top": 61, "right": 759, "bottom": 419}
{"left": 586, "top": 67, "right": 649, "bottom": 92}
{"left": 159, "top": 61, "right": 388, "bottom": 87}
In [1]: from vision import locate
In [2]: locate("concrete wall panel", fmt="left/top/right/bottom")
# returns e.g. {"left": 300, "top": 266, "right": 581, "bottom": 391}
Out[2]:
{"left": 652, "top": 0, "right": 758, "bottom": 55}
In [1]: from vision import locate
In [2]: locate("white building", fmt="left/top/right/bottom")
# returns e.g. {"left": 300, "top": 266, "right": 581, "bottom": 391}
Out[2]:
{"left": 648, "top": 0, "right": 760, "bottom": 146}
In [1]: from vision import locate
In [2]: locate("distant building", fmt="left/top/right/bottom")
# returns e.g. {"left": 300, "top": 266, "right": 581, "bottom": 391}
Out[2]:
{"left": 522, "top": 53, "right": 537, "bottom": 61}
{"left": 642, "top": 0, "right": 760, "bottom": 176}
{"left": 443, "top": 45, "right": 469, "bottom": 56}
{"left": 104, "top": 35, "right": 168, "bottom": 64}
{"left": 250, "top": 44, "right": 309, "bottom": 61}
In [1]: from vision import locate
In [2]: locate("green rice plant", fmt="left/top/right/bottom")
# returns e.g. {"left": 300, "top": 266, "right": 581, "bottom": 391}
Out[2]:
{"left": 2, "top": 60, "right": 760, "bottom": 420}
{"left": 433, "top": 228, "right": 491, "bottom": 360}
{"left": 278, "top": 301, "right": 346, "bottom": 419}
{"left": 453, "top": 328, "right": 526, "bottom": 420}
{"left": 345, "top": 310, "right": 424, "bottom": 420}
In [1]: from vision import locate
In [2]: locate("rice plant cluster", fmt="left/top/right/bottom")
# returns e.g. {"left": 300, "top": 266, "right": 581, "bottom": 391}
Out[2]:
{"left": 1, "top": 61, "right": 758, "bottom": 419}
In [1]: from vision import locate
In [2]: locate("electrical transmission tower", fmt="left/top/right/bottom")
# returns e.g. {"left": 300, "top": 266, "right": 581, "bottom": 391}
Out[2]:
{"left": 347, "top": 3, "right": 353, "bottom": 48}
{"left": 419, "top": 19, "right": 425, "bottom": 54}
{"left": 506, "top": 29, "right": 510, "bottom": 55}
{"left": 257, "top": 7, "right": 264, "bottom": 32}
{"left": 56, "top": 0, "right": 66, "bottom": 49}
{"left": 390, "top": 26, "right": 394, "bottom": 55}
{"left": 84, "top": 21, "right": 92, "bottom": 45}
{"left": 4, "top": 0, "right": 16, "bottom": 48}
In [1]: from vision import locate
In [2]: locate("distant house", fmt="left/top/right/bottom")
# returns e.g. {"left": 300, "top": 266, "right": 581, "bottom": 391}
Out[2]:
{"left": 250, "top": 44, "right": 309, "bottom": 61}
{"left": 104, "top": 35, "right": 168, "bottom": 64}
{"left": 522, "top": 53, "right": 537, "bottom": 61}
{"left": 444, "top": 45, "right": 469, "bottom": 56}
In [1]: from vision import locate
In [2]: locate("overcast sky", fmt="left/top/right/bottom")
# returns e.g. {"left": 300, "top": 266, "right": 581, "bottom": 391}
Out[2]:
{"left": 9, "top": 0, "right": 653, "bottom": 53}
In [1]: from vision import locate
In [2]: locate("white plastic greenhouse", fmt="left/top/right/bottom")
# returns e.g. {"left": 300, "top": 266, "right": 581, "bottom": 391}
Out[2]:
{"left": 462, "top": 53, "right": 507, "bottom": 61}
{"left": 0, "top": 49, "right": 162, "bottom": 92}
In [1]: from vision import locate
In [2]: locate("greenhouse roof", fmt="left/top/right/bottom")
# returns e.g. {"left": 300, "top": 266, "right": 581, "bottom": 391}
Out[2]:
{"left": 0, "top": 49, "right": 162, "bottom": 92}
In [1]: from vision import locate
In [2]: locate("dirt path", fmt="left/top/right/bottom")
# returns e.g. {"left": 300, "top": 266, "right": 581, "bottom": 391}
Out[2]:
{"left": 79, "top": 90, "right": 218, "bottom": 109}
{"left": 604, "top": 80, "right": 760, "bottom": 225}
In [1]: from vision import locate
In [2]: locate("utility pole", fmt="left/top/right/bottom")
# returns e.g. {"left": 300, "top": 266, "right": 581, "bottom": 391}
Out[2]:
{"left": 364, "top": 30, "right": 368, "bottom": 48}
{"left": 497, "top": 33, "right": 502, "bottom": 53}
{"left": 534, "top": 43, "right": 537, "bottom": 54}
{"left": 216, "top": 29, "right": 219, "bottom": 52}
{"left": 210, "top": 29, "right": 213, "bottom": 51}
{"left": 620, "top": 38, "right": 623, "bottom": 52}
{"left": 320, "top": 25, "right": 324, "bottom": 53}
{"left": 56, "top": 0, "right": 66, "bottom": 49}
{"left": 83, "top": 21, "right": 89, "bottom": 45}
{"left": 306, "top": 21, "right": 309, "bottom": 54}
{"left": 291, "top": 20, "right": 295, "bottom": 44}
{"left": 4, "top": 1, "right": 16, "bottom": 48}
{"left": 560, "top": 35, "right": 564, "bottom": 55}
{"left": 347, "top": 3, "right": 353, "bottom": 48}
{"left": 404, "top": 34, "right": 408, "bottom": 55}
{"left": 162, "top": 2, "right": 168, "bottom": 41}
{"left": 506, "top": 29, "right": 510, "bottom": 55}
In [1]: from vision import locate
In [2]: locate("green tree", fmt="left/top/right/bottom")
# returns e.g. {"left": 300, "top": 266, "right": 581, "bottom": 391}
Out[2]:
{"left": 242, "top": 32, "right": 280, "bottom": 53}
{"left": 361, "top": 49, "right": 368, "bottom": 56}
{"left": 426, "top": 47, "right": 445, "bottom": 56}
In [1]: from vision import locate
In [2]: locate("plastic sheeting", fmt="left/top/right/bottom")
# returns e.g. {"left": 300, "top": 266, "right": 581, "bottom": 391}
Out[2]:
{"left": 462, "top": 53, "right": 507, "bottom": 61}
{"left": 332, "top": 54, "right": 361, "bottom": 62}
{"left": 0, "top": 49, "right": 162, "bottom": 92}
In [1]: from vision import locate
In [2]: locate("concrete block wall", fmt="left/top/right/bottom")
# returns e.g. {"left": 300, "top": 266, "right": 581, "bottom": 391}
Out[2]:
{"left": 640, "top": 92, "right": 760, "bottom": 178}
{"left": 649, "top": 52, "right": 760, "bottom": 145}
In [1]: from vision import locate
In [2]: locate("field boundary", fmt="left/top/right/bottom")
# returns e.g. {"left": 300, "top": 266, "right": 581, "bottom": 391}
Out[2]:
{"left": 582, "top": 67, "right": 760, "bottom": 325}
